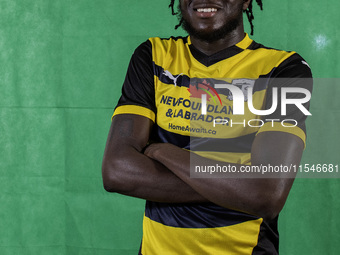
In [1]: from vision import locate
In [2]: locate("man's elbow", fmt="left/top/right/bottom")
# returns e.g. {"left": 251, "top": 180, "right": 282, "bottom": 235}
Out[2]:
{"left": 102, "top": 159, "right": 134, "bottom": 193}
{"left": 254, "top": 190, "right": 288, "bottom": 221}
{"left": 102, "top": 170, "right": 119, "bottom": 193}
{"left": 256, "top": 201, "right": 282, "bottom": 221}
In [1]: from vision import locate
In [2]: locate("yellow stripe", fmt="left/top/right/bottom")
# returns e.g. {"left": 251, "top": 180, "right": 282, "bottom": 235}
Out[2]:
{"left": 187, "top": 36, "right": 192, "bottom": 45}
{"left": 112, "top": 105, "right": 155, "bottom": 122}
{"left": 235, "top": 33, "right": 253, "bottom": 49}
{"left": 256, "top": 122, "right": 306, "bottom": 147}
{"left": 142, "top": 215, "right": 262, "bottom": 255}
{"left": 189, "top": 33, "right": 253, "bottom": 49}
{"left": 193, "top": 151, "right": 251, "bottom": 165}
{"left": 150, "top": 36, "right": 295, "bottom": 79}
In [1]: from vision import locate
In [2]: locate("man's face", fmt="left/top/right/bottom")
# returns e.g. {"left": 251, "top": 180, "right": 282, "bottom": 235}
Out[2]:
{"left": 179, "top": 0, "right": 250, "bottom": 42}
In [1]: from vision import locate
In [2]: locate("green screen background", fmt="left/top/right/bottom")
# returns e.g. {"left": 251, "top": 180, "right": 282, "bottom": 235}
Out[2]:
{"left": 0, "top": 0, "right": 339, "bottom": 254}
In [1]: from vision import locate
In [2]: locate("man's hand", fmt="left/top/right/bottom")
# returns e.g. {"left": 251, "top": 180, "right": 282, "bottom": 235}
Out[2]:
{"left": 144, "top": 143, "right": 177, "bottom": 160}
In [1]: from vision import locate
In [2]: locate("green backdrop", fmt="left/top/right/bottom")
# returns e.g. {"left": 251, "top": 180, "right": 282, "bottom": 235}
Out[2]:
{"left": 0, "top": 0, "right": 339, "bottom": 254}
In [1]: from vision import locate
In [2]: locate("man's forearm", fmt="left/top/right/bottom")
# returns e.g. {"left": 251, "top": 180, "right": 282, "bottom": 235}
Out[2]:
{"left": 102, "top": 145, "right": 207, "bottom": 203}
{"left": 144, "top": 143, "right": 266, "bottom": 215}
{"left": 144, "top": 137, "right": 301, "bottom": 220}
{"left": 102, "top": 114, "right": 208, "bottom": 204}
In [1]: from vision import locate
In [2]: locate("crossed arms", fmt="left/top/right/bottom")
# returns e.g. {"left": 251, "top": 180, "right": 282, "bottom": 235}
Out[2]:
{"left": 102, "top": 113, "right": 304, "bottom": 220}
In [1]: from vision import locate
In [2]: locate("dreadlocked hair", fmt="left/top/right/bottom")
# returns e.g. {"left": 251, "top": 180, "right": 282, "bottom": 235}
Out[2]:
{"left": 169, "top": 0, "right": 184, "bottom": 29}
{"left": 169, "top": 0, "right": 263, "bottom": 35}
{"left": 169, "top": 0, "right": 178, "bottom": 15}
{"left": 245, "top": 0, "right": 263, "bottom": 35}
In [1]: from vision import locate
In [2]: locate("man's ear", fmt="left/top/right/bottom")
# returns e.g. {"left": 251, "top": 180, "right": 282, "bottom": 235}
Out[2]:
{"left": 243, "top": 0, "right": 252, "bottom": 11}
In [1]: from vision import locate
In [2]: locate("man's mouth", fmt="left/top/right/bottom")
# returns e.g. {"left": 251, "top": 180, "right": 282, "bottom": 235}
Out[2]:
{"left": 194, "top": 7, "right": 218, "bottom": 18}
{"left": 196, "top": 8, "right": 218, "bottom": 13}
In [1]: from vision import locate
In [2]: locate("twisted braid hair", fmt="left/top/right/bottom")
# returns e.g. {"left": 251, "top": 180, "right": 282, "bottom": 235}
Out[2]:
{"left": 244, "top": 0, "right": 263, "bottom": 35}
{"left": 169, "top": 0, "right": 263, "bottom": 35}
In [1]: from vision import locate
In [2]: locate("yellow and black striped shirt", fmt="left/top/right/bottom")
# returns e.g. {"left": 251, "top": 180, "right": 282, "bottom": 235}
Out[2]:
{"left": 113, "top": 34, "right": 312, "bottom": 255}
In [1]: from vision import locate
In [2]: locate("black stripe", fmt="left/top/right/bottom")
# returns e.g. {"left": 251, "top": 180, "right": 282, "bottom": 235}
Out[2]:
{"left": 189, "top": 44, "right": 244, "bottom": 67}
{"left": 145, "top": 201, "right": 260, "bottom": 228}
{"left": 152, "top": 125, "right": 190, "bottom": 149}
{"left": 153, "top": 125, "right": 256, "bottom": 153}
{"left": 153, "top": 62, "right": 268, "bottom": 95}
{"left": 190, "top": 132, "right": 256, "bottom": 153}
{"left": 153, "top": 63, "right": 191, "bottom": 88}
{"left": 247, "top": 40, "right": 292, "bottom": 53}
{"left": 252, "top": 217, "right": 279, "bottom": 255}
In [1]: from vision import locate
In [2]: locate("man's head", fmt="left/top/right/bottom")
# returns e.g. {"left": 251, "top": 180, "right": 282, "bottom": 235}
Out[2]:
{"left": 169, "top": 0, "right": 263, "bottom": 42}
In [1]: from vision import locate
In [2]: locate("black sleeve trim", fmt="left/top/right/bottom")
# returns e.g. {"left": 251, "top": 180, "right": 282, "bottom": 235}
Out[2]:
{"left": 271, "top": 53, "right": 312, "bottom": 79}
{"left": 115, "top": 40, "right": 156, "bottom": 114}
{"left": 263, "top": 54, "right": 313, "bottom": 133}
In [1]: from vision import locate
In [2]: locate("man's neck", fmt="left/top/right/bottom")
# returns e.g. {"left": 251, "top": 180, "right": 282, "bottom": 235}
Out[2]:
{"left": 190, "top": 28, "right": 246, "bottom": 56}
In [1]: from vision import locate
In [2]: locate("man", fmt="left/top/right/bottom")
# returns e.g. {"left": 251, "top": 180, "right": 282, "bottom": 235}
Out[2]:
{"left": 102, "top": 0, "right": 312, "bottom": 254}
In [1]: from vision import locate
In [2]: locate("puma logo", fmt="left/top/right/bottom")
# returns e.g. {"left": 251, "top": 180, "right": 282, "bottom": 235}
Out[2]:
{"left": 163, "top": 70, "right": 183, "bottom": 87}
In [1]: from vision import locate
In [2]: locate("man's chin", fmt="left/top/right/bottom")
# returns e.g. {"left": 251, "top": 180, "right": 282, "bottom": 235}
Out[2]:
{"left": 181, "top": 19, "right": 240, "bottom": 43}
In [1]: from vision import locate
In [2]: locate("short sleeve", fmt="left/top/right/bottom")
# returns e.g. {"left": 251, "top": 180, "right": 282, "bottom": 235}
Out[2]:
{"left": 257, "top": 53, "right": 313, "bottom": 147}
{"left": 112, "top": 40, "right": 156, "bottom": 122}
